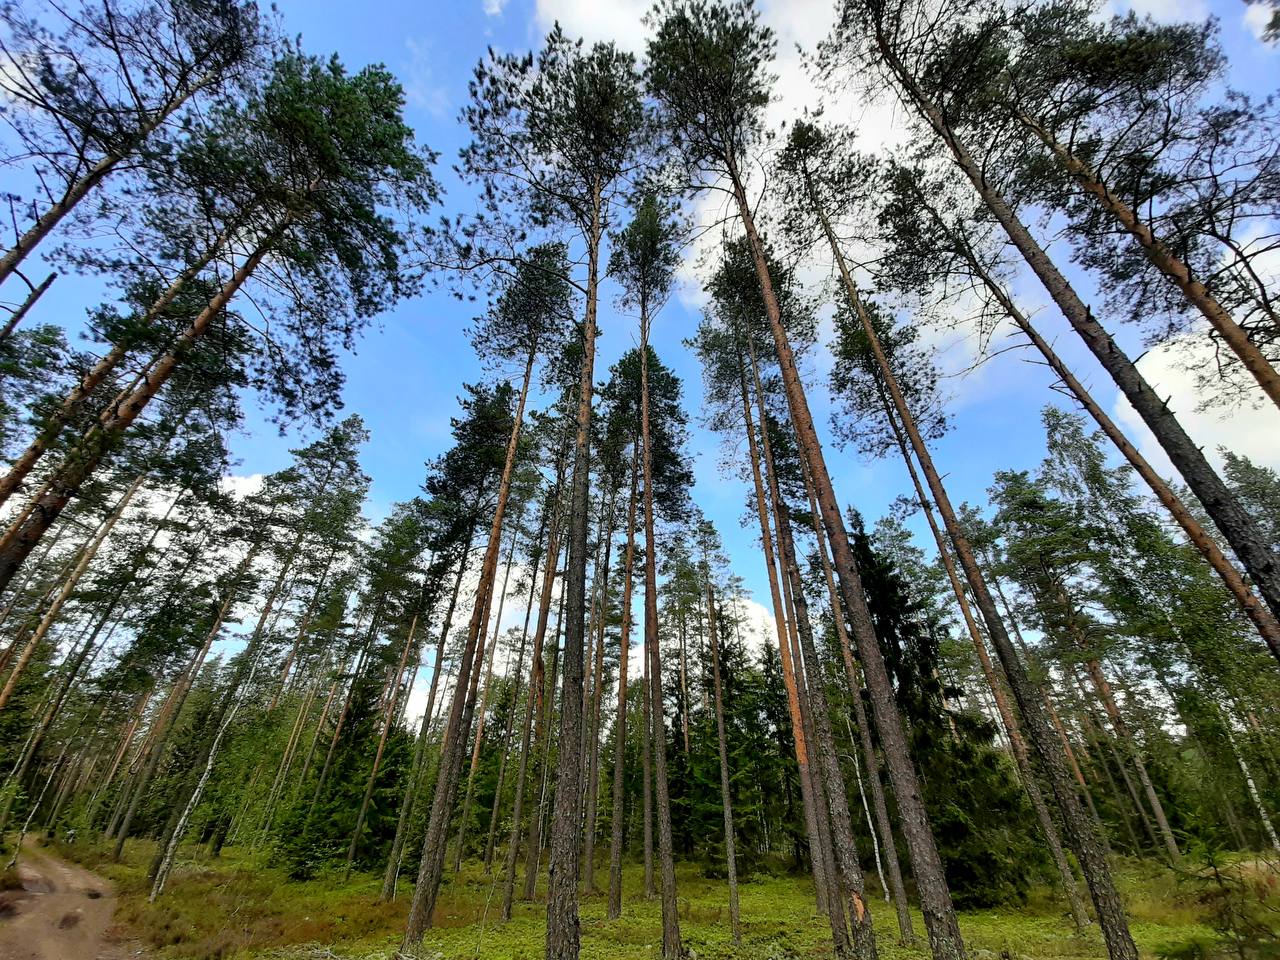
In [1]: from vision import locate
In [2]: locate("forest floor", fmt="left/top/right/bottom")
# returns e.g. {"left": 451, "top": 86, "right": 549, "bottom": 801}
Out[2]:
{"left": 27, "top": 839, "right": 1225, "bottom": 960}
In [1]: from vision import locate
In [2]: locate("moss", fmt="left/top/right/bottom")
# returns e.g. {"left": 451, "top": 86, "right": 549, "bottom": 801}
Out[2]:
{"left": 66, "top": 842, "right": 1219, "bottom": 960}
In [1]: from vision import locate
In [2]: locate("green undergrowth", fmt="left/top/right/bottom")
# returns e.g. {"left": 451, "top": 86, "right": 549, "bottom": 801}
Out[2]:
{"left": 59, "top": 840, "right": 1222, "bottom": 960}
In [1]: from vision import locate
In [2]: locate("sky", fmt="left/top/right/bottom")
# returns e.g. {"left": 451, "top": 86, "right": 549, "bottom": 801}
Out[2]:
{"left": 8, "top": 0, "right": 1279, "bottom": 676}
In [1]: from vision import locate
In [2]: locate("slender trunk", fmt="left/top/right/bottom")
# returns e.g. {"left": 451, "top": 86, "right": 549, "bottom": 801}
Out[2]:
{"left": 454, "top": 524, "right": 520, "bottom": 871}
{"left": 638, "top": 290, "right": 682, "bottom": 960}
{"left": 728, "top": 157, "right": 963, "bottom": 960}
{"left": 0, "top": 228, "right": 284, "bottom": 595}
{"left": 1016, "top": 110, "right": 1280, "bottom": 409}
{"left": 606, "top": 445, "right": 640, "bottom": 919}
{"left": 0, "top": 272, "right": 55, "bottom": 343}
{"left": 706, "top": 584, "right": 742, "bottom": 943}
{"left": 502, "top": 484, "right": 565, "bottom": 920}
{"left": 1082, "top": 656, "right": 1179, "bottom": 862}
{"left": 0, "top": 73, "right": 213, "bottom": 287}
{"left": 111, "top": 546, "right": 255, "bottom": 859}
{"left": 802, "top": 456, "right": 916, "bottom": 942}
{"left": 865, "top": 360, "right": 1088, "bottom": 929}
{"left": 736, "top": 357, "right": 830, "bottom": 917}
{"left": 1221, "top": 716, "right": 1280, "bottom": 854}
{"left": 403, "top": 345, "right": 535, "bottom": 946}
{"left": 778, "top": 496, "right": 876, "bottom": 959}
{"left": 917, "top": 190, "right": 1280, "bottom": 661}
{"left": 527, "top": 586, "right": 566, "bottom": 899}
{"left": 583, "top": 493, "right": 615, "bottom": 893}
{"left": 485, "top": 516, "right": 547, "bottom": 874}
{"left": 876, "top": 46, "right": 1280, "bottom": 656}
{"left": 819, "top": 183, "right": 1135, "bottom": 956}
{"left": 0, "top": 473, "right": 145, "bottom": 713}
{"left": 345, "top": 612, "right": 419, "bottom": 876}
{"left": 642, "top": 599, "right": 654, "bottom": 901}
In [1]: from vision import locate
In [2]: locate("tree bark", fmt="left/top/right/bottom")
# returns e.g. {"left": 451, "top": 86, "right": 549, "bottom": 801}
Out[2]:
{"left": 705, "top": 583, "right": 742, "bottom": 944}
{"left": 638, "top": 289, "right": 682, "bottom": 960}
{"left": 0, "top": 473, "right": 144, "bottom": 713}
{"left": 0, "top": 229, "right": 282, "bottom": 595}
{"left": 1015, "top": 110, "right": 1280, "bottom": 409}
{"left": 874, "top": 41, "right": 1280, "bottom": 656}
{"left": 818, "top": 176, "right": 1134, "bottom": 957}
{"left": 801, "top": 456, "right": 916, "bottom": 943}
{"left": 0, "top": 272, "right": 55, "bottom": 343}
{"left": 402, "top": 343, "right": 535, "bottom": 945}
{"left": 727, "top": 158, "right": 962, "bottom": 960}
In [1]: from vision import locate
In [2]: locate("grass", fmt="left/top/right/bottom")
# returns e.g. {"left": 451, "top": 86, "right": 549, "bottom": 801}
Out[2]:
{"left": 58, "top": 839, "right": 1221, "bottom": 960}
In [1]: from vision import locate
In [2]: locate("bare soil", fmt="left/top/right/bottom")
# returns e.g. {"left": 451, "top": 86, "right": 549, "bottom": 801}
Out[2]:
{"left": 0, "top": 841, "right": 143, "bottom": 960}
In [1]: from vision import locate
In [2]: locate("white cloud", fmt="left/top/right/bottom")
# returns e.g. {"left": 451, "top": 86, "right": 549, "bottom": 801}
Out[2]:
{"left": 219, "top": 472, "right": 265, "bottom": 499}
{"left": 1112, "top": 334, "right": 1280, "bottom": 476}
{"left": 1100, "top": 0, "right": 1209, "bottom": 23}
{"left": 484, "top": 0, "right": 510, "bottom": 16}
{"left": 1244, "top": 2, "right": 1277, "bottom": 42}
{"left": 534, "top": 0, "right": 649, "bottom": 51}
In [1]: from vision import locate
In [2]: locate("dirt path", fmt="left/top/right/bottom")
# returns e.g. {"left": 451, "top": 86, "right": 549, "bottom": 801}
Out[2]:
{"left": 0, "top": 842, "right": 142, "bottom": 960}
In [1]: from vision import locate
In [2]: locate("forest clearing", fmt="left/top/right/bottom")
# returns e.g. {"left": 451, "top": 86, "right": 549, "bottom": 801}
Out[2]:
{"left": 0, "top": 0, "right": 1278, "bottom": 958}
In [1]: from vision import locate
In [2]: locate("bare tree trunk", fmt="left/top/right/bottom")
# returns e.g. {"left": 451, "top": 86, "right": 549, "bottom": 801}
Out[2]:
{"left": 345, "top": 611, "right": 419, "bottom": 877}
{"left": 635, "top": 291, "right": 683, "bottom": 960}
{"left": 736, "top": 358, "right": 831, "bottom": 918}
{"left": 0, "top": 75, "right": 212, "bottom": 288}
{"left": 403, "top": 345, "right": 535, "bottom": 947}
{"left": 0, "top": 473, "right": 144, "bottom": 712}
{"left": 607, "top": 446, "right": 640, "bottom": 919}
{"left": 728, "top": 156, "right": 962, "bottom": 960}
{"left": 0, "top": 228, "right": 283, "bottom": 595}
{"left": 0, "top": 272, "right": 55, "bottom": 343}
{"left": 485, "top": 505, "right": 551, "bottom": 874}
{"left": 873, "top": 45, "right": 1280, "bottom": 658}
{"left": 867, "top": 373, "right": 1088, "bottom": 929}
{"left": 705, "top": 583, "right": 742, "bottom": 943}
{"left": 583, "top": 492, "right": 616, "bottom": 894}
{"left": 1015, "top": 110, "right": 1280, "bottom": 409}
{"left": 501, "top": 481, "right": 565, "bottom": 919}
{"left": 814, "top": 182, "right": 1135, "bottom": 958}
{"left": 454, "top": 525, "right": 521, "bottom": 871}
{"left": 801, "top": 456, "right": 915, "bottom": 942}
{"left": 916, "top": 188, "right": 1280, "bottom": 662}
{"left": 381, "top": 534, "right": 476, "bottom": 902}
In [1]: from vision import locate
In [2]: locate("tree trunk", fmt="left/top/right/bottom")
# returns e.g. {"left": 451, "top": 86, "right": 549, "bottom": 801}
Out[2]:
{"left": 0, "top": 74, "right": 212, "bottom": 287}
{"left": 802, "top": 457, "right": 916, "bottom": 942}
{"left": 705, "top": 583, "right": 742, "bottom": 943}
{"left": 637, "top": 289, "right": 682, "bottom": 960}
{"left": 454, "top": 523, "right": 521, "bottom": 871}
{"left": 856, "top": 325, "right": 1089, "bottom": 929}
{"left": 502, "top": 512, "right": 565, "bottom": 918}
{"left": 110, "top": 545, "right": 256, "bottom": 859}
{"left": 345, "top": 611, "right": 419, "bottom": 877}
{"left": 402, "top": 344, "right": 535, "bottom": 946}
{"left": 583, "top": 491, "right": 616, "bottom": 894}
{"left": 0, "top": 272, "right": 55, "bottom": 343}
{"left": 728, "top": 156, "right": 964, "bottom": 960}
{"left": 817, "top": 179, "right": 1136, "bottom": 957}
{"left": 1016, "top": 110, "right": 1280, "bottom": 409}
{"left": 606, "top": 444, "right": 640, "bottom": 919}
{"left": 485, "top": 503, "right": 551, "bottom": 874}
{"left": 874, "top": 43, "right": 1280, "bottom": 656}
{"left": 0, "top": 228, "right": 282, "bottom": 595}
{"left": 736, "top": 357, "right": 831, "bottom": 918}
{"left": 915, "top": 187, "right": 1280, "bottom": 662}
{"left": 0, "top": 473, "right": 145, "bottom": 713}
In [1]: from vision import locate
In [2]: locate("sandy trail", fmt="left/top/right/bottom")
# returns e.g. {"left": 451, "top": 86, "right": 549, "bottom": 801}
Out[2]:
{"left": 0, "top": 841, "right": 141, "bottom": 960}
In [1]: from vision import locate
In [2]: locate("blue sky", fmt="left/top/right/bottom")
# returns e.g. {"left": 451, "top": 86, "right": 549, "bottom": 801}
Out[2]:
{"left": 12, "top": 0, "right": 1279, "bottom": 634}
